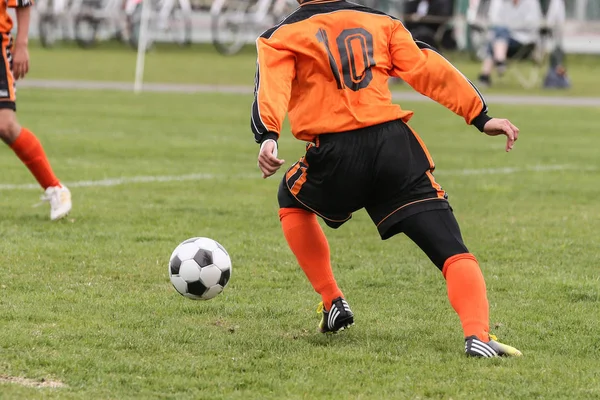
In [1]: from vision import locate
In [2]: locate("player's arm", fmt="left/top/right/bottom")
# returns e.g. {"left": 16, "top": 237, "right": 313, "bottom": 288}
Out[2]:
{"left": 390, "top": 22, "right": 488, "bottom": 129}
{"left": 10, "top": 0, "right": 33, "bottom": 80}
{"left": 252, "top": 35, "right": 295, "bottom": 178}
{"left": 389, "top": 22, "right": 519, "bottom": 151}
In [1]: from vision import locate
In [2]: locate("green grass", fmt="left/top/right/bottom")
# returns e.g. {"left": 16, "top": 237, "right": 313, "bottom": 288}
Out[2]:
{"left": 24, "top": 41, "right": 600, "bottom": 97}
{"left": 0, "top": 83, "right": 599, "bottom": 399}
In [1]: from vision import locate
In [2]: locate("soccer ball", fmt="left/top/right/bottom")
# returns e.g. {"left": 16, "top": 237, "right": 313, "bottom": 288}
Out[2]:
{"left": 168, "top": 237, "right": 232, "bottom": 300}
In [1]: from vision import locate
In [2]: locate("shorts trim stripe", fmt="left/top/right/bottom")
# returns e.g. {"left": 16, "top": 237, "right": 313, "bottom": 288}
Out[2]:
{"left": 376, "top": 197, "right": 446, "bottom": 228}
{"left": 284, "top": 184, "right": 352, "bottom": 224}
{"left": 285, "top": 162, "right": 303, "bottom": 192}
{"left": 290, "top": 170, "right": 307, "bottom": 196}
{"left": 285, "top": 162, "right": 302, "bottom": 181}
{"left": 286, "top": 159, "right": 310, "bottom": 197}
{"left": 0, "top": 33, "right": 16, "bottom": 102}
{"left": 407, "top": 125, "right": 435, "bottom": 170}
{"left": 426, "top": 171, "right": 446, "bottom": 199}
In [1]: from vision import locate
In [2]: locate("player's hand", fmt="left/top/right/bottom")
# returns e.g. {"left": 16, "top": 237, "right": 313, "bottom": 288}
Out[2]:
{"left": 257, "top": 139, "right": 285, "bottom": 179}
{"left": 12, "top": 44, "right": 30, "bottom": 80}
{"left": 483, "top": 118, "right": 520, "bottom": 152}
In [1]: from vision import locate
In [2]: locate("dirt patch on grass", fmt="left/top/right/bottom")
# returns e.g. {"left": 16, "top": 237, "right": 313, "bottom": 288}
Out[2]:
{"left": 0, "top": 375, "right": 67, "bottom": 388}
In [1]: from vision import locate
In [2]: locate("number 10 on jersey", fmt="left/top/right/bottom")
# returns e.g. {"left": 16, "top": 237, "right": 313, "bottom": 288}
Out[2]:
{"left": 316, "top": 28, "right": 376, "bottom": 92}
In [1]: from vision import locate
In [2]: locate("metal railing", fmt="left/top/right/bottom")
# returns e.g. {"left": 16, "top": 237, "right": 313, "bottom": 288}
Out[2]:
{"left": 21, "top": 0, "right": 600, "bottom": 53}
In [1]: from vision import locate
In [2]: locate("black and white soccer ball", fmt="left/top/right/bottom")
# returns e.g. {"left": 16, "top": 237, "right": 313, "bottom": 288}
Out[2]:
{"left": 168, "top": 237, "right": 232, "bottom": 300}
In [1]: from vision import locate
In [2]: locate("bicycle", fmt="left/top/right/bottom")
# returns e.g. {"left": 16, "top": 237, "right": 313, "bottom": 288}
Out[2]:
{"left": 210, "top": 0, "right": 297, "bottom": 56}
{"left": 36, "top": 0, "right": 82, "bottom": 48}
{"left": 70, "top": 0, "right": 128, "bottom": 48}
{"left": 126, "top": 0, "right": 193, "bottom": 50}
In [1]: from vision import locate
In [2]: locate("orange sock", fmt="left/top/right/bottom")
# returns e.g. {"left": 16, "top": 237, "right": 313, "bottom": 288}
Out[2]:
{"left": 443, "top": 253, "right": 490, "bottom": 342}
{"left": 10, "top": 128, "right": 60, "bottom": 190}
{"left": 279, "top": 208, "right": 343, "bottom": 309}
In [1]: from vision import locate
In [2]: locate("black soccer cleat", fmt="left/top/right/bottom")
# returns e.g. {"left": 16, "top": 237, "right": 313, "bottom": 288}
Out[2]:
{"left": 317, "top": 297, "right": 354, "bottom": 334}
{"left": 465, "top": 334, "right": 523, "bottom": 358}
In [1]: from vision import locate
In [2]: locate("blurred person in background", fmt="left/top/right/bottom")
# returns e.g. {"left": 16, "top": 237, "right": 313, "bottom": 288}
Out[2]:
{"left": 1, "top": 0, "right": 72, "bottom": 220}
{"left": 543, "top": 0, "right": 570, "bottom": 89}
{"left": 403, "top": 0, "right": 456, "bottom": 50}
{"left": 477, "top": 0, "right": 543, "bottom": 87}
{"left": 390, "top": 0, "right": 455, "bottom": 86}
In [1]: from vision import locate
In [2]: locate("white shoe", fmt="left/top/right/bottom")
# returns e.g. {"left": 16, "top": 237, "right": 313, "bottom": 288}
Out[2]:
{"left": 41, "top": 185, "right": 72, "bottom": 221}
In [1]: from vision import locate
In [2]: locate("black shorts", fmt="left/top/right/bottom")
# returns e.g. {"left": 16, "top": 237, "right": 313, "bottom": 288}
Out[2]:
{"left": 0, "top": 33, "right": 16, "bottom": 111}
{"left": 278, "top": 119, "right": 450, "bottom": 240}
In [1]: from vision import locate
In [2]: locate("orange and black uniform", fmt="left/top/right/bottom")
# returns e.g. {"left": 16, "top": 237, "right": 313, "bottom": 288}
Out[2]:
{"left": 1, "top": 0, "right": 31, "bottom": 110}
{"left": 251, "top": 0, "right": 491, "bottom": 245}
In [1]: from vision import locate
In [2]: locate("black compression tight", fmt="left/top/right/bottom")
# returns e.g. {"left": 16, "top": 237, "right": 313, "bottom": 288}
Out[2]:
{"left": 397, "top": 209, "right": 470, "bottom": 271}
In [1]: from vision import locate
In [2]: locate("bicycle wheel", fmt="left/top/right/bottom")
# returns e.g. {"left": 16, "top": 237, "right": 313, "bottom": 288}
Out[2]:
{"left": 74, "top": 15, "right": 100, "bottom": 48}
{"left": 211, "top": 0, "right": 254, "bottom": 56}
{"left": 168, "top": 5, "right": 192, "bottom": 46}
{"left": 39, "top": 14, "right": 60, "bottom": 48}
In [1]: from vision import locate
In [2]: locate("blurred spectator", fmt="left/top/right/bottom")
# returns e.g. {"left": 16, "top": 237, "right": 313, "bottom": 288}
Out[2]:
{"left": 403, "top": 0, "right": 456, "bottom": 50}
{"left": 477, "top": 0, "right": 543, "bottom": 87}
{"left": 543, "top": 0, "right": 570, "bottom": 89}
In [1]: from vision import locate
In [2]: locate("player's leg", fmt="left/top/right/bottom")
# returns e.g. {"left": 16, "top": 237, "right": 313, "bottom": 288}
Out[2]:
{"left": 366, "top": 121, "right": 520, "bottom": 357}
{"left": 0, "top": 109, "right": 72, "bottom": 220}
{"left": 0, "top": 33, "right": 71, "bottom": 220}
{"left": 277, "top": 133, "right": 372, "bottom": 333}
{"left": 0, "top": 109, "right": 58, "bottom": 188}
{"left": 397, "top": 209, "right": 522, "bottom": 358}
{"left": 278, "top": 179, "right": 354, "bottom": 333}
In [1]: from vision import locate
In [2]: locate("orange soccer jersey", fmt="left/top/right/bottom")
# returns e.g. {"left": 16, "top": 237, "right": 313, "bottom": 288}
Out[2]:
{"left": 1, "top": 0, "right": 32, "bottom": 33}
{"left": 251, "top": 0, "right": 489, "bottom": 143}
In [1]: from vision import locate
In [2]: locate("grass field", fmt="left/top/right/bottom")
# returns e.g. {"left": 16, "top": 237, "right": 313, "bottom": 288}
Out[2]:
{"left": 1, "top": 43, "right": 600, "bottom": 399}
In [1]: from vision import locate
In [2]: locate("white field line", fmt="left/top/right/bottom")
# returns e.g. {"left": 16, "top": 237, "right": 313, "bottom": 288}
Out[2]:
{"left": 436, "top": 164, "right": 598, "bottom": 176}
{"left": 0, "top": 173, "right": 250, "bottom": 191}
{"left": 0, "top": 165, "right": 595, "bottom": 191}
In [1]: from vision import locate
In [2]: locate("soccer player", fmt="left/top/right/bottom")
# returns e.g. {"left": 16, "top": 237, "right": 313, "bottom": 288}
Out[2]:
{"left": 1, "top": 0, "right": 71, "bottom": 220}
{"left": 252, "top": 0, "right": 522, "bottom": 358}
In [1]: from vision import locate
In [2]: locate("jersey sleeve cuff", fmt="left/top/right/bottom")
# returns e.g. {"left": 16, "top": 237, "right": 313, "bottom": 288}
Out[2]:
{"left": 258, "top": 131, "right": 279, "bottom": 145}
{"left": 471, "top": 112, "right": 492, "bottom": 132}
{"left": 13, "top": 0, "right": 33, "bottom": 7}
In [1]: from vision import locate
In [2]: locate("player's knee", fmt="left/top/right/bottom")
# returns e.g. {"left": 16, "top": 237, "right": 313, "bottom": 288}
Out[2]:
{"left": 431, "top": 245, "right": 469, "bottom": 271}
{"left": 397, "top": 209, "right": 470, "bottom": 271}
{"left": 0, "top": 111, "right": 21, "bottom": 144}
{"left": 430, "top": 229, "right": 470, "bottom": 270}
{"left": 279, "top": 207, "right": 312, "bottom": 221}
